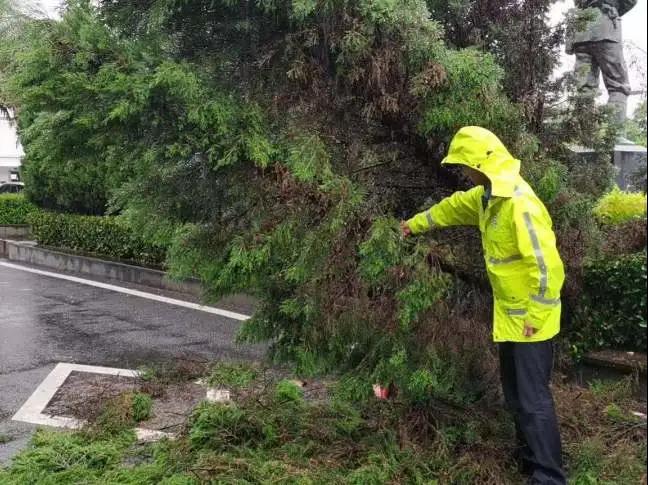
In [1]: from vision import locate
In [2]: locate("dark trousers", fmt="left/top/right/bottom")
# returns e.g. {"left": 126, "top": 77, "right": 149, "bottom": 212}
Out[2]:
{"left": 499, "top": 341, "right": 566, "bottom": 485}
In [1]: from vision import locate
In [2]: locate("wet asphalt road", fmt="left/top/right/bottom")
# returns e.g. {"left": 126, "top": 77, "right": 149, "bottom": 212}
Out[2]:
{"left": 0, "top": 261, "right": 262, "bottom": 462}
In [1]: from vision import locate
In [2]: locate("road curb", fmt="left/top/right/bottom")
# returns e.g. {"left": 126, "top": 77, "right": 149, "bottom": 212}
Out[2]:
{"left": 0, "top": 224, "right": 31, "bottom": 239}
{"left": 576, "top": 350, "right": 647, "bottom": 401}
{"left": 0, "top": 239, "right": 202, "bottom": 296}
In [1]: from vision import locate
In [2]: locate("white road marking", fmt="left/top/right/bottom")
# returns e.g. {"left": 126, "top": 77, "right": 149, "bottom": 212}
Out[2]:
{"left": 12, "top": 363, "right": 139, "bottom": 428}
{"left": 0, "top": 261, "right": 251, "bottom": 321}
{"left": 12, "top": 363, "right": 174, "bottom": 441}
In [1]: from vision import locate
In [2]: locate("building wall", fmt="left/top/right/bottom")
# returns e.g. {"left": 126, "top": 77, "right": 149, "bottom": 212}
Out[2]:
{"left": 1, "top": 116, "right": 24, "bottom": 184}
{"left": 0, "top": 157, "right": 21, "bottom": 184}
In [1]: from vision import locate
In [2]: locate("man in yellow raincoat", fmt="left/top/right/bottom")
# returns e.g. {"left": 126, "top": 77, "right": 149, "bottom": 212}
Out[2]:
{"left": 402, "top": 126, "right": 566, "bottom": 485}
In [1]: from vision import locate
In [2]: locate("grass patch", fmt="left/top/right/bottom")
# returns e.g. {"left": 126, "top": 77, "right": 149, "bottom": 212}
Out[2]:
{"left": 137, "top": 358, "right": 209, "bottom": 399}
{"left": 82, "top": 391, "right": 154, "bottom": 439}
{"left": 132, "top": 393, "right": 153, "bottom": 422}
{"left": 139, "top": 359, "right": 208, "bottom": 385}
{"left": 555, "top": 377, "right": 646, "bottom": 484}
{"left": 0, "top": 429, "right": 136, "bottom": 484}
{"left": 1, "top": 363, "right": 645, "bottom": 484}
{"left": 588, "top": 377, "right": 634, "bottom": 401}
{"left": 0, "top": 433, "right": 12, "bottom": 444}
{"left": 206, "top": 362, "right": 258, "bottom": 390}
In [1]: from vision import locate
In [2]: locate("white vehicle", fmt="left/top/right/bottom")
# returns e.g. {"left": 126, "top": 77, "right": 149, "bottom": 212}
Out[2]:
{"left": 0, "top": 182, "right": 24, "bottom": 194}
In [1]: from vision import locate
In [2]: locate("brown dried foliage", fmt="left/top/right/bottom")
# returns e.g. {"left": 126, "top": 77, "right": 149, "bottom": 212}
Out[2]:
{"left": 600, "top": 219, "right": 647, "bottom": 256}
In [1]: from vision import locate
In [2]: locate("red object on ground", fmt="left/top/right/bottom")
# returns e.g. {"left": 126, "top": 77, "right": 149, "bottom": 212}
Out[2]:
{"left": 373, "top": 384, "right": 390, "bottom": 400}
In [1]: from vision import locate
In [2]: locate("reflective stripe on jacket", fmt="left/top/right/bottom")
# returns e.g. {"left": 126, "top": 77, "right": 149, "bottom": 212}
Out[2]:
{"left": 406, "top": 127, "right": 565, "bottom": 342}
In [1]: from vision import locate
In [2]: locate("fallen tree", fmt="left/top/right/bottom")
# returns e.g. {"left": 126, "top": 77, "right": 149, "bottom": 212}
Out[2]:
{"left": 0, "top": 0, "right": 644, "bottom": 407}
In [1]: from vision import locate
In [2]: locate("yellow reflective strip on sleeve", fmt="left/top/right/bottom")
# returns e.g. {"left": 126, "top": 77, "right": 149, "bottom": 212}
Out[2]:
{"left": 507, "top": 309, "right": 528, "bottom": 316}
{"left": 489, "top": 254, "right": 523, "bottom": 265}
{"left": 426, "top": 210, "right": 434, "bottom": 228}
{"left": 531, "top": 295, "right": 561, "bottom": 306}
{"left": 523, "top": 212, "right": 548, "bottom": 297}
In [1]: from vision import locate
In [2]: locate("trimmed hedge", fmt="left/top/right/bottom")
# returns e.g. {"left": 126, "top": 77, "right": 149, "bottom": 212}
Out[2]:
{"left": 0, "top": 194, "right": 38, "bottom": 225}
{"left": 573, "top": 252, "right": 647, "bottom": 354}
{"left": 593, "top": 187, "right": 647, "bottom": 225}
{"left": 28, "top": 211, "right": 167, "bottom": 267}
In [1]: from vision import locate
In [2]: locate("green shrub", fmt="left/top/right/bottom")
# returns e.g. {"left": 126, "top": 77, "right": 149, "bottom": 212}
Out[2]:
{"left": 523, "top": 158, "right": 569, "bottom": 205}
{"left": 189, "top": 403, "right": 261, "bottom": 451}
{"left": 93, "top": 392, "right": 148, "bottom": 436}
{"left": 274, "top": 379, "right": 303, "bottom": 404}
{"left": 28, "top": 211, "right": 166, "bottom": 266}
{"left": 572, "top": 252, "right": 647, "bottom": 354}
{"left": 0, "top": 429, "right": 135, "bottom": 484}
{"left": 417, "top": 48, "right": 521, "bottom": 141}
{"left": 131, "top": 393, "right": 153, "bottom": 422}
{"left": 593, "top": 186, "right": 647, "bottom": 225}
{"left": 207, "top": 362, "right": 258, "bottom": 390}
{"left": 358, "top": 217, "right": 404, "bottom": 286}
{"left": 0, "top": 193, "right": 38, "bottom": 225}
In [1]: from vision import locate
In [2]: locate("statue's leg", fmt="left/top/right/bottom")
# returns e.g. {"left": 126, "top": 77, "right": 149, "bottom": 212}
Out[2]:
{"left": 573, "top": 46, "right": 601, "bottom": 136}
{"left": 595, "top": 41, "right": 631, "bottom": 125}
{"left": 574, "top": 45, "right": 600, "bottom": 98}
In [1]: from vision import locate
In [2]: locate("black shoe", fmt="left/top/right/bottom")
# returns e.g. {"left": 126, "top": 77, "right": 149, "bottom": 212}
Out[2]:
{"left": 513, "top": 449, "right": 534, "bottom": 476}
{"left": 518, "top": 459, "right": 534, "bottom": 477}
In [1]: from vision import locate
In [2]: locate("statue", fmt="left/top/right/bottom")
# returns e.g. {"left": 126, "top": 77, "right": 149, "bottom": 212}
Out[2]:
{"left": 566, "top": 0, "right": 637, "bottom": 125}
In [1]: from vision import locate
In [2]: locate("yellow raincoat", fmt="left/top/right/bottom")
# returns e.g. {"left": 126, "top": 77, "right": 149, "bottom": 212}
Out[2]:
{"left": 407, "top": 127, "right": 564, "bottom": 342}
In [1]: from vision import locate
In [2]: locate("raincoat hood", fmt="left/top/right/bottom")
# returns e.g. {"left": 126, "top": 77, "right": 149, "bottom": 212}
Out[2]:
{"left": 442, "top": 126, "right": 521, "bottom": 198}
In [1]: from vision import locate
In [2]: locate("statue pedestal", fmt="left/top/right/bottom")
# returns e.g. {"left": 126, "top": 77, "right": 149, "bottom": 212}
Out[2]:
{"left": 613, "top": 138, "right": 647, "bottom": 191}
{"left": 567, "top": 138, "right": 647, "bottom": 191}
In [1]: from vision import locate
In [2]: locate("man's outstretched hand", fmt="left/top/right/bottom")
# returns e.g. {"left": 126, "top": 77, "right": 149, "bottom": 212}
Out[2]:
{"left": 400, "top": 221, "right": 412, "bottom": 237}
{"left": 523, "top": 320, "right": 538, "bottom": 338}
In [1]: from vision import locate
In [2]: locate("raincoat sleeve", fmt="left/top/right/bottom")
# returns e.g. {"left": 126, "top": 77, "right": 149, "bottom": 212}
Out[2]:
{"left": 514, "top": 205, "right": 565, "bottom": 330}
{"left": 406, "top": 187, "right": 482, "bottom": 234}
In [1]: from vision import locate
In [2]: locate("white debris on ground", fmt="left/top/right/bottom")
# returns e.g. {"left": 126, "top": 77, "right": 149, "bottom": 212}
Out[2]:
{"left": 135, "top": 428, "right": 174, "bottom": 443}
{"left": 206, "top": 389, "right": 231, "bottom": 403}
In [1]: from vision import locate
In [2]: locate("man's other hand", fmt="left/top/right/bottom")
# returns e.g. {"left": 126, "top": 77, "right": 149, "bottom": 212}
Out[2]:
{"left": 523, "top": 320, "right": 538, "bottom": 338}
{"left": 400, "top": 221, "right": 412, "bottom": 237}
